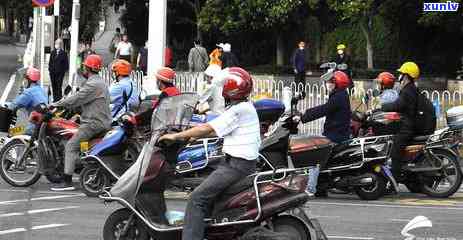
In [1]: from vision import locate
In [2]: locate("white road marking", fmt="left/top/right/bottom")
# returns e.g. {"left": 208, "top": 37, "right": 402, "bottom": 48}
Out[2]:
{"left": 31, "top": 223, "right": 70, "bottom": 230}
{"left": 0, "top": 223, "right": 70, "bottom": 235}
{"left": 391, "top": 218, "right": 410, "bottom": 222}
{"left": 327, "top": 235, "right": 375, "bottom": 240}
{"left": 0, "top": 74, "right": 16, "bottom": 105}
{"left": 0, "top": 206, "right": 79, "bottom": 218}
{"left": 309, "top": 201, "right": 463, "bottom": 211}
{"left": 0, "top": 193, "right": 85, "bottom": 205}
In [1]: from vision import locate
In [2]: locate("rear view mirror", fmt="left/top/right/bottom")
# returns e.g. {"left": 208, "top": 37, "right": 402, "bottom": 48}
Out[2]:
{"left": 337, "top": 64, "right": 348, "bottom": 71}
{"left": 372, "top": 89, "right": 380, "bottom": 97}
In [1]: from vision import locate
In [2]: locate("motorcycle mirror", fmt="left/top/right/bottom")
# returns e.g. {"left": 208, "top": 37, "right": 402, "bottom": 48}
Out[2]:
{"left": 372, "top": 89, "right": 380, "bottom": 97}
{"left": 64, "top": 85, "right": 72, "bottom": 96}
{"left": 337, "top": 64, "right": 348, "bottom": 71}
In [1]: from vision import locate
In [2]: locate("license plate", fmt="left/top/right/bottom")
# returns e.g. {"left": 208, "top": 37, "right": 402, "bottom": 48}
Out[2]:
{"left": 9, "top": 126, "right": 25, "bottom": 136}
{"left": 80, "top": 141, "right": 89, "bottom": 152}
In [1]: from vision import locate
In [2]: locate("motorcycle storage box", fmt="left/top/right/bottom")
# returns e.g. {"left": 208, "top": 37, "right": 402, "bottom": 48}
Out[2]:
{"left": 447, "top": 106, "right": 463, "bottom": 130}
{"left": 289, "top": 136, "right": 334, "bottom": 168}
{"left": 254, "top": 99, "right": 285, "bottom": 123}
{"left": 0, "top": 106, "right": 14, "bottom": 133}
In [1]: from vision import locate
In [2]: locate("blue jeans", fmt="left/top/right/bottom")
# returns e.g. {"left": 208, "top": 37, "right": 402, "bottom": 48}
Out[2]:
{"left": 306, "top": 165, "right": 320, "bottom": 193}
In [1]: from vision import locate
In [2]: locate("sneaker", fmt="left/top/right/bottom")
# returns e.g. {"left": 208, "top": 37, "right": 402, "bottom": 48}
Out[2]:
{"left": 50, "top": 182, "right": 76, "bottom": 191}
{"left": 305, "top": 190, "right": 315, "bottom": 198}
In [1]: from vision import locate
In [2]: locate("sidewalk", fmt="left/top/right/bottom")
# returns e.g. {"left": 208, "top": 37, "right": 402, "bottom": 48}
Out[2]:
{"left": 93, "top": 5, "right": 124, "bottom": 66}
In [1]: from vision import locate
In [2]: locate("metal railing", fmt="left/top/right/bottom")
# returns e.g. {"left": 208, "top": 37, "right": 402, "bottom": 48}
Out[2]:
{"left": 99, "top": 68, "right": 463, "bottom": 135}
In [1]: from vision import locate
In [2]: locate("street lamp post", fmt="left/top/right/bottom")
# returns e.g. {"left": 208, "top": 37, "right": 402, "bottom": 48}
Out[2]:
{"left": 147, "top": 0, "right": 167, "bottom": 94}
{"left": 68, "top": 0, "right": 80, "bottom": 87}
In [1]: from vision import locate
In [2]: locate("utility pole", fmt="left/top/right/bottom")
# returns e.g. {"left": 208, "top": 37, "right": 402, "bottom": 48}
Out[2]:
{"left": 54, "top": 0, "right": 60, "bottom": 40}
{"left": 147, "top": 0, "right": 167, "bottom": 94}
{"left": 68, "top": 0, "right": 80, "bottom": 87}
{"left": 40, "top": 7, "right": 46, "bottom": 87}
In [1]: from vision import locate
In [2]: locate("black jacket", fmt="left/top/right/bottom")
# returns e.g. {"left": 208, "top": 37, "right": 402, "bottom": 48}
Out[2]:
{"left": 381, "top": 82, "right": 418, "bottom": 133}
{"left": 49, "top": 49, "right": 69, "bottom": 74}
{"left": 220, "top": 52, "right": 239, "bottom": 68}
{"left": 301, "top": 89, "right": 351, "bottom": 143}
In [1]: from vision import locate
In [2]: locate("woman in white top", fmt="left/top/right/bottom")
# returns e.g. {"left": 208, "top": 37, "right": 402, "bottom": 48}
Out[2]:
{"left": 115, "top": 34, "right": 133, "bottom": 63}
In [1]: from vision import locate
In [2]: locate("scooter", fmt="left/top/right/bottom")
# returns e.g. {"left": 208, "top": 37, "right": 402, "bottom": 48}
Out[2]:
{"left": 99, "top": 95, "right": 327, "bottom": 240}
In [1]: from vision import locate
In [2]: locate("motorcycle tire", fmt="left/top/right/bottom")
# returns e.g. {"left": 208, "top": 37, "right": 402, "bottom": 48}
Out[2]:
{"left": 103, "top": 208, "right": 149, "bottom": 240}
{"left": 420, "top": 149, "right": 463, "bottom": 198}
{"left": 354, "top": 173, "right": 386, "bottom": 200}
{"left": 0, "top": 139, "right": 41, "bottom": 187}
{"left": 404, "top": 181, "right": 423, "bottom": 193}
{"left": 45, "top": 171, "right": 64, "bottom": 184}
{"left": 80, "top": 165, "right": 110, "bottom": 197}
{"left": 273, "top": 216, "right": 310, "bottom": 240}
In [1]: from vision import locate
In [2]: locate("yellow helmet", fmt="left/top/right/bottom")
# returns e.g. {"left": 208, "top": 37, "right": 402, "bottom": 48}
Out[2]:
{"left": 337, "top": 44, "right": 346, "bottom": 50}
{"left": 397, "top": 62, "right": 420, "bottom": 79}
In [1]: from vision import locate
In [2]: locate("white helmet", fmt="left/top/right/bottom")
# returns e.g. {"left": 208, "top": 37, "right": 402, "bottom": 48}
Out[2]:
{"left": 204, "top": 64, "right": 222, "bottom": 78}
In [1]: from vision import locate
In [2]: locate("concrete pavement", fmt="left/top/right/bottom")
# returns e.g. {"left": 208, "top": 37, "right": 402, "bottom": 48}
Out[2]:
{"left": 0, "top": 178, "right": 462, "bottom": 240}
{"left": 0, "top": 33, "right": 25, "bottom": 103}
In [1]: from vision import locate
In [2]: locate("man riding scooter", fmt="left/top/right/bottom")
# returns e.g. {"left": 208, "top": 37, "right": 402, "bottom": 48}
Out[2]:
{"left": 296, "top": 70, "right": 352, "bottom": 197}
{"left": 159, "top": 67, "right": 261, "bottom": 240}
{"left": 109, "top": 59, "right": 139, "bottom": 120}
{"left": 50, "top": 54, "right": 112, "bottom": 191}
{"left": 6, "top": 67, "right": 48, "bottom": 135}
{"left": 374, "top": 72, "right": 399, "bottom": 105}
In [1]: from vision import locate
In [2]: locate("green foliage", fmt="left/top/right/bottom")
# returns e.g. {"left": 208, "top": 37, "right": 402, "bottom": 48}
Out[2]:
{"left": 60, "top": 0, "right": 107, "bottom": 42}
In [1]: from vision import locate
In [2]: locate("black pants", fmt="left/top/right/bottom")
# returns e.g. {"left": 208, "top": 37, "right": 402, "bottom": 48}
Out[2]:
{"left": 119, "top": 55, "right": 131, "bottom": 63}
{"left": 295, "top": 72, "right": 306, "bottom": 88}
{"left": 50, "top": 72, "right": 65, "bottom": 102}
{"left": 390, "top": 132, "right": 413, "bottom": 179}
{"left": 182, "top": 156, "right": 256, "bottom": 240}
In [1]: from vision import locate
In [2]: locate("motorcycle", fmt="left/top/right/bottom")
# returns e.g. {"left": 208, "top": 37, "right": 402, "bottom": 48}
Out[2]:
{"left": 99, "top": 94, "right": 327, "bottom": 240}
{"left": 79, "top": 113, "right": 141, "bottom": 197}
{"left": 351, "top": 102, "right": 463, "bottom": 198}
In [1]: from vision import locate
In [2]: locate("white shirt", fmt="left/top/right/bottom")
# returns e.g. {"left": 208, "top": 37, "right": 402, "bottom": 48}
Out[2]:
{"left": 116, "top": 41, "right": 132, "bottom": 56}
{"left": 199, "top": 70, "right": 227, "bottom": 114}
{"left": 208, "top": 101, "right": 261, "bottom": 160}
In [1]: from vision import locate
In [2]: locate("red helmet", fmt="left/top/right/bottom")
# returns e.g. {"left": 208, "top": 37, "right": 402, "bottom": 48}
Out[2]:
{"left": 222, "top": 67, "right": 253, "bottom": 100}
{"left": 26, "top": 67, "right": 40, "bottom": 82}
{"left": 330, "top": 71, "right": 350, "bottom": 89}
{"left": 112, "top": 59, "right": 132, "bottom": 76}
{"left": 155, "top": 67, "right": 176, "bottom": 83}
{"left": 83, "top": 54, "right": 103, "bottom": 72}
{"left": 376, "top": 72, "right": 395, "bottom": 88}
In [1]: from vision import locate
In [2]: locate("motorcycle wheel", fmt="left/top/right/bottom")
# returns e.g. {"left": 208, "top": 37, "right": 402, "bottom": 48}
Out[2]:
{"left": 404, "top": 181, "right": 423, "bottom": 193}
{"left": 354, "top": 173, "right": 386, "bottom": 200}
{"left": 80, "top": 165, "right": 110, "bottom": 197}
{"left": 420, "top": 149, "right": 462, "bottom": 198}
{"left": 0, "top": 139, "right": 41, "bottom": 187}
{"left": 103, "top": 208, "right": 149, "bottom": 240}
{"left": 45, "top": 171, "right": 64, "bottom": 183}
{"left": 273, "top": 217, "right": 310, "bottom": 240}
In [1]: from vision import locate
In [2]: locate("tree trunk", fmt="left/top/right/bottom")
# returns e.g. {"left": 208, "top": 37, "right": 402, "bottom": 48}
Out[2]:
{"left": 360, "top": 21, "right": 374, "bottom": 69}
{"left": 194, "top": 0, "right": 202, "bottom": 42}
{"left": 276, "top": 34, "right": 284, "bottom": 66}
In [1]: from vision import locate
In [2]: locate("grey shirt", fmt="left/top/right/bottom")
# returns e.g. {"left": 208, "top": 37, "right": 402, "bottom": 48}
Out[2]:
{"left": 188, "top": 46, "right": 209, "bottom": 72}
{"left": 54, "top": 74, "right": 112, "bottom": 130}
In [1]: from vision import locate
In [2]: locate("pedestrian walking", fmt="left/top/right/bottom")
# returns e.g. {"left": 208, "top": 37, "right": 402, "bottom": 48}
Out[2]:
{"left": 48, "top": 39, "right": 69, "bottom": 102}
{"left": 188, "top": 40, "right": 209, "bottom": 72}
{"left": 209, "top": 43, "right": 224, "bottom": 67}
{"left": 137, "top": 42, "right": 148, "bottom": 75}
{"left": 110, "top": 28, "right": 122, "bottom": 53}
{"left": 220, "top": 43, "right": 239, "bottom": 68}
{"left": 115, "top": 34, "right": 133, "bottom": 63}
{"left": 292, "top": 41, "right": 307, "bottom": 87}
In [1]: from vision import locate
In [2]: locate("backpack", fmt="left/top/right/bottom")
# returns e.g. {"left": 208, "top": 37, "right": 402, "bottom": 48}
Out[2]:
{"left": 415, "top": 90, "right": 436, "bottom": 135}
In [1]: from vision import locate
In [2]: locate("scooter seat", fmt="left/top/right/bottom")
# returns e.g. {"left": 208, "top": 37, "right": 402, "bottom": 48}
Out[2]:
{"left": 222, "top": 175, "right": 255, "bottom": 195}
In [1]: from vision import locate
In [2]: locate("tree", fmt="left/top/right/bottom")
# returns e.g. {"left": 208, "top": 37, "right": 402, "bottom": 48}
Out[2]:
{"left": 325, "top": 0, "right": 383, "bottom": 69}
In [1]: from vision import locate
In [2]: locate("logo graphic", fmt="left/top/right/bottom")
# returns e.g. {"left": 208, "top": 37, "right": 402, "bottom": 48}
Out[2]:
{"left": 401, "top": 216, "right": 433, "bottom": 240}
{"left": 423, "top": 1, "right": 459, "bottom": 12}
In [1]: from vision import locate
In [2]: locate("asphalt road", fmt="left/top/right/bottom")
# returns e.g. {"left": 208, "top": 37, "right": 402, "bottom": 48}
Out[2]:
{"left": 0, "top": 177, "right": 462, "bottom": 240}
{"left": 0, "top": 34, "right": 24, "bottom": 103}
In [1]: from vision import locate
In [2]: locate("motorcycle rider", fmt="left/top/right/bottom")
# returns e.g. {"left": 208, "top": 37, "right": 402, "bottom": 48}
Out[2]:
{"left": 297, "top": 70, "right": 352, "bottom": 197}
{"left": 135, "top": 67, "right": 180, "bottom": 126}
{"left": 50, "top": 54, "right": 112, "bottom": 191}
{"left": 159, "top": 67, "right": 261, "bottom": 240}
{"left": 109, "top": 59, "right": 139, "bottom": 120}
{"left": 375, "top": 72, "right": 398, "bottom": 105}
{"left": 381, "top": 62, "right": 421, "bottom": 182}
{"left": 197, "top": 64, "right": 225, "bottom": 115}
{"left": 7, "top": 67, "right": 48, "bottom": 135}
